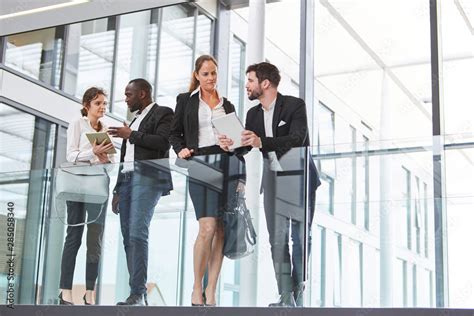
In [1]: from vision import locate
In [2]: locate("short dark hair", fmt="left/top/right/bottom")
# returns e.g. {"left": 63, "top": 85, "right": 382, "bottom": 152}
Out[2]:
{"left": 246, "top": 62, "right": 281, "bottom": 87}
{"left": 129, "top": 78, "right": 153, "bottom": 97}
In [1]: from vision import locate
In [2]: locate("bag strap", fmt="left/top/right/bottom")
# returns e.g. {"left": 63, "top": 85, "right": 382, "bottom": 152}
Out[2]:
{"left": 74, "top": 151, "right": 81, "bottom": 164}
{"left": 240, "top": 198, "right": 257, "bottom": 245}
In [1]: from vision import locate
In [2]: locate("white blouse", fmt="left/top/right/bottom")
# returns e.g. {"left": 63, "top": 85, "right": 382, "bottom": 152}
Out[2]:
{"left": 66, "top": 117, "right": 115, "bottom": 164}
{"left": 190, "top": 87, "right": 227, "bottom": 148}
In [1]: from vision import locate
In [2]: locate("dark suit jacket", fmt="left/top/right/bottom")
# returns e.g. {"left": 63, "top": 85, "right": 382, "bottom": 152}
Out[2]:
{"left": 245, "top": 92, "right": 321, "bottom": 192}
{"left": 170, "top": 92, "right": 236, "bottom": 154}
{"left": 114, "top": 103, "right": 174, "bottom": 195}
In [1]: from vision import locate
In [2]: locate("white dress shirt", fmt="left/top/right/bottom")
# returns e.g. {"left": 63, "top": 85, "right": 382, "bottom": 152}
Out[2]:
{"left": 121, "top": 102, "right": 154, "bottom": 172}
{"left": 262, "top": 98, "right": 283, "bottom": 171}
{"left": 190, "top": 87, "right": 227, "bottom": 148}
{"left": 66, "top": 117, "right": 115, "bottom": 164}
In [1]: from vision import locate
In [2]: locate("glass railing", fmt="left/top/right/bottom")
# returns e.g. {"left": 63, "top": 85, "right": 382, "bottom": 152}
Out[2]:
{"left": 1, "top": 144, "right": 473, "bottom": 308}
{"left": 0, "top": 147, "right": 311, "bottom": 307}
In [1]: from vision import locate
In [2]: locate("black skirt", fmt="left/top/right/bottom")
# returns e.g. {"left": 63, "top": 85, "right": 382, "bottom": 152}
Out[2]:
{"left": 188, "top": 146, "right": 242, "bottom": 220}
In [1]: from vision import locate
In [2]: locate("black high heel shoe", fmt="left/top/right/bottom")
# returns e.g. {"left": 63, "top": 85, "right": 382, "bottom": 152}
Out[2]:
{"left": 83, "top": 294, "right": 92, "bottom": 305}
{"left": 203, "top": 291, "right": 216, "bottom": 307}
{"left": 191, "top": 291, "right": 204, "bottom": 306}
{"left": 58, "top": 292, "right": 74, "bottom": 305}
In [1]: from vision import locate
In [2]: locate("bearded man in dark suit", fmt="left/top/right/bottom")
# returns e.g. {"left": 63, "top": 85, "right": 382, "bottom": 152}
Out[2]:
{"left": 220, "top": 62, "right": 320, "bottom": 307}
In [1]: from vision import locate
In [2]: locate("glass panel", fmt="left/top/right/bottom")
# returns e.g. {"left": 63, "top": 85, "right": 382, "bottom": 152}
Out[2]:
{"left": 63, "top": 18, "right": 116, "bottom": 100}
{"left": 0, "top": 104, "right": 36, "bottom": 172}
{"left": 233, "top": 0, "right": 301, "bottom": 97}
{"left": 446, "top": 147, "right": 474, "bottom": 307}
{"left": 228, "top": 36, "right": 246, "bottom": 117}
{"left": 0, "top": 103, "right": 57, "bottom": 305}
{"left": 314, "top": 0, "right": 432, "bottom": 145}
{"left": 195, "top": 11, "right": 212, "bottom": 56}
{"left": 3, "top": 147, "right": 310, "bottom": 306}
{"left": 156, "top": 4, "right": 195, "bottom": 109}
{"left": 312, "top": 0, "right": 437, "bottom": 308}
{"left": 440, "top": 0, "right": 474, "bottom": 136}
{"left": 441, "top": 1, "right": 474, "bottom": 307}
{"left": 112, "top": 10, "right": 157, "bottom": 119}
{"left": 309, "top": 225, "right": 324, "bottom": 306}
{"left": 312, "top": 137, "right": 436, "bottom": 307}
{"left": 5, "top": 27, "right": 64, "bottom": 88}
{"left": 264, "top": 0, "right": 300, "bottom": 96}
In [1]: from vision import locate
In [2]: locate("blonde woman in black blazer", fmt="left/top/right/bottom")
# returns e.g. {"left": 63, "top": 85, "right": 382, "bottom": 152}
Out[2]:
{"left": 170, "top": 55, "right": 242, "bottom": 306}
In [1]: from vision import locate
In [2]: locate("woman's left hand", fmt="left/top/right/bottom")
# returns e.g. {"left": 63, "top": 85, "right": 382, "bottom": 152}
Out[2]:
{"left": 218, "top": 135, "right": 234, "bottom": 152}
{"left": 96, "top": 152, "right": 110, "bottom": 163}
{"left": 93, "top": 139, "right": 114, "bottom": 156}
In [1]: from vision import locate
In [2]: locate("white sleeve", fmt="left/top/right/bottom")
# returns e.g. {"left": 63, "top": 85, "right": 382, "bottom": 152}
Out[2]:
{"left": 66, "top": 119, "right": 94, "bottom": 162}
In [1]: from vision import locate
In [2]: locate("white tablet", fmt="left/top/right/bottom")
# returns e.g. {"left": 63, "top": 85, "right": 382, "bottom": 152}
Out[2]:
{"left": 211, "top": 112, "right": 244, "bottom": 149}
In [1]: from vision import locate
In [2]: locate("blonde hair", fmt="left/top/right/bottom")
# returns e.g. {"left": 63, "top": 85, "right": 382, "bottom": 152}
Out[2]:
{"left": 188, "top": 55, "right": 218, "bottom": 92}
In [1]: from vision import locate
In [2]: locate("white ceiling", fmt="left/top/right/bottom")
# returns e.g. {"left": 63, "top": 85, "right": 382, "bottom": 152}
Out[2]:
{"left": 0, "top": 0, "right": 189, "bottom": 36}
{"left": 0, "top": 0, "right": 71, "bottom": 16}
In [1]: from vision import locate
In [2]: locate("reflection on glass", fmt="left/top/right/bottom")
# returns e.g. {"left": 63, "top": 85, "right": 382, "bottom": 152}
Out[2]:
{"left": 312, "top": 0, "right": 437, "bottom": 308}
{"left": 229, "top": 36, "right": 246, "bottom": 117}
{"left": 156, "top": 4, "right": 195, "bottom": 109}
{"left": 5, "top": 27, "right": 64, "bottom": 88}
{"left": 112, "top": 10, "right": 157, "bottom": 119}
{"left": 63, "top": 18, "right": 116, "bottom": 100}
{"left": 195, "top": 11, "right": 213, "bottom": 56}
{"left": 441, "top": 0, "right": 474, "bottom": 135}
{"left": 0, "top": 103, "right": 36, "bottom": 172}
{"left": 0, "top": 104, "right": 57, "bottom": 304}
{"left": 264, "top": 0, "right": 300, "bottom": 96}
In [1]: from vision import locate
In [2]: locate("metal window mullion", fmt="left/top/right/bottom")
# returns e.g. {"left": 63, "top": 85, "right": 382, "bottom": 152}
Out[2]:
{"left": 0, "top": 36, "right": 6, "bottom": 64}
{"left": 214, "top": 1, "right": 231, "bottom": 97}
{"left": 58, "top": 25, "right": 69, "bottom": 91}
{"left": 300, "top": 0, "right": 315, "bottom": 286}
{"left": 109, "top": 16, "right": 121, "bottom": 114}
{"left": 153, "top": 8, "right": 164, "bottom": 101}
{"left": 429, "top": 0, "right": 448, "bottom": 308}
{"left": 191, "top": 7, "right": 198, "bottom": 69}
{"left": 300, "top": 0, "right": 315, "bottom": 138}
{"left": 210, "top": 10, "right": 217, "bottom": 57}
{"left": 239, "top": 39, "right": 246, "bottom": 117}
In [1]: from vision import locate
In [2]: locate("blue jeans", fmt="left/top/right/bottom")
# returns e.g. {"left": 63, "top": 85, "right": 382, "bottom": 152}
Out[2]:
{"left": 118, "top": 172, "right": 163, "bottom": 295}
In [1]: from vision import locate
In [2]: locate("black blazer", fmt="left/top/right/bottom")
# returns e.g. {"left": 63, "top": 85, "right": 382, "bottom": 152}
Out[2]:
{"left": 114, "top": 103, "right": 174, "bottom": 195}
{"left": 170, "top": 91, "right": 236, "bottom": 154}
{"left": 245, "top": 93, "right": 321, "bottom": 191}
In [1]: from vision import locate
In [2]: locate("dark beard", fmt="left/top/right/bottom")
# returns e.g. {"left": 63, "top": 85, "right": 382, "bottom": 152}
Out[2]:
{"left": 129, "top": 103, "right": 141, "bottom": 112}
{"left": 248, "top": 90, "right": 262, "bottom": 101}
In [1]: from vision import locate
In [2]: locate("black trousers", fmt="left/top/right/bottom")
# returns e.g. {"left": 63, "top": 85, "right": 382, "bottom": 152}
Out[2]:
{"left": 59, "top": 200, "right": 107, "bottom": 290}
{"left": 262, "top": 162, "right": 316, "bottom": 294}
